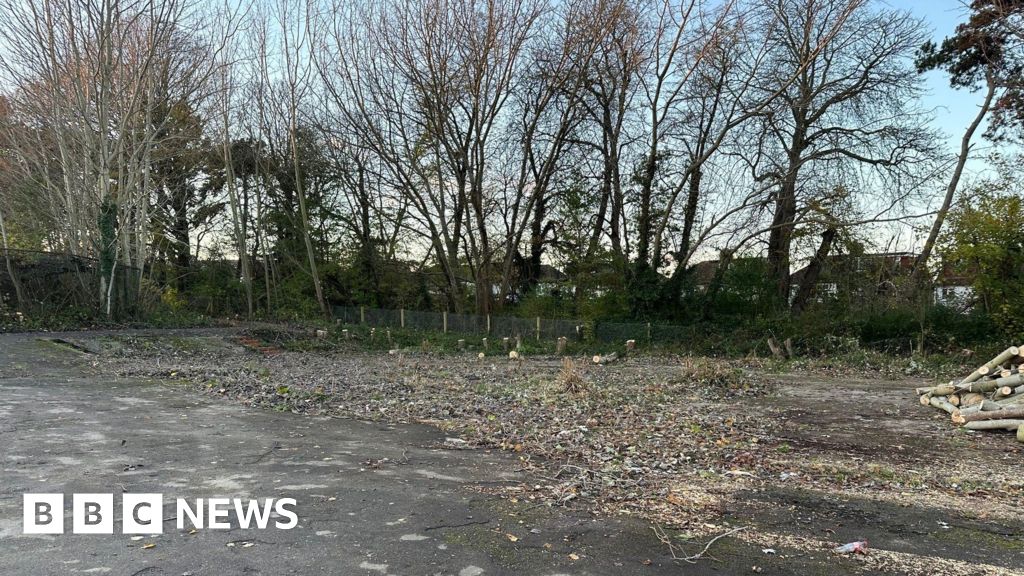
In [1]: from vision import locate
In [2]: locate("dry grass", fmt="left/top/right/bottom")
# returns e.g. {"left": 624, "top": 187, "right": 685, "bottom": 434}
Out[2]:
{"left": 557, "top": 357, "right": 587, "bottom": 393}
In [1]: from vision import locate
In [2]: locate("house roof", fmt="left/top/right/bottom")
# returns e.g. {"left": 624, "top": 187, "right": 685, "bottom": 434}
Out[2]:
{"left": 935, "top": 260, "right": 978, "bottom": 287}
{"left": 689, "top": 260, "right": 721, "bottom": 285}
{"left": 537, "top": 264, "right": 568, "bottom": 283}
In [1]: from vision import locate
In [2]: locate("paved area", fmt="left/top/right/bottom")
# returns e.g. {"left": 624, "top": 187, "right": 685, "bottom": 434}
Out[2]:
{"left": 0, "top": 332, "right": 697, "bottom": 576}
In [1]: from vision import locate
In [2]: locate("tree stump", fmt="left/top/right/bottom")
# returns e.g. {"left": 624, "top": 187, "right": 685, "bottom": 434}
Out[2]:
{"left": 556, "top": 337, "right": 567, "bottom": 355}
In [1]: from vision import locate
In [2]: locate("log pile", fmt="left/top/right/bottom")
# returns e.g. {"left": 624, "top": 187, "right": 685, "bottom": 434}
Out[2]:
{"left": 917, "top": 346, "right": 1024, "bottom": 441}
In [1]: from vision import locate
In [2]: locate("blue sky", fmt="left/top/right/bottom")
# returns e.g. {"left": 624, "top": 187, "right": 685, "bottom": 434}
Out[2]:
{"left": 905, "top": 0, "right": 998, "bottom": 164}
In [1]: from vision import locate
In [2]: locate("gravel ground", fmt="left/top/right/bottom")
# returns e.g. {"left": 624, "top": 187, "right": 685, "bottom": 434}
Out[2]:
{"left": 86, "top": 329, "right": 1024, "bottom": 575}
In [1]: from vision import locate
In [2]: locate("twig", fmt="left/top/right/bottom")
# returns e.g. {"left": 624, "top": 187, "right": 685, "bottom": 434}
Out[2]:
{"left": 653, "top": 524, "right": 749, "bottom": 564}
{"left": 246, "top": 442, "right": 281, "bottom": 464}
{"left": 423, "top": 519, "right": 490, "bottom": 531}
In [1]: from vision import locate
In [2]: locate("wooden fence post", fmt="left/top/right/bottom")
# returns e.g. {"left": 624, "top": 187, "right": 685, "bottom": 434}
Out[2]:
{"left": 400, "top": 309, "right": 405, "bottom": 328}
{"left": 536, "top": 317, "right": 541, "bottom": 341}
{"left": 443, "top": 310, "right": 448, "bottom": 333}
{"left": 360, "top": 306, "right": 365, "bottom": 324}
{"left": 486, "top": 314, "right": 491, "bottom": 334}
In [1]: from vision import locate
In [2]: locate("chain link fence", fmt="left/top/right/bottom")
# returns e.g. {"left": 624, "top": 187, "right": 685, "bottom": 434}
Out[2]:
{"left": 1, "top": 249, "right": 140, "bottom": 316}
{"left": 333, "top": 305, "right": 676, "bottom": 344}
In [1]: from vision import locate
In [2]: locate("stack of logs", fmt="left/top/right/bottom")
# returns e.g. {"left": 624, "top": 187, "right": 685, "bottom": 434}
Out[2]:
{"left": 917, "top": 346, "right": 1024, "bottom": 442}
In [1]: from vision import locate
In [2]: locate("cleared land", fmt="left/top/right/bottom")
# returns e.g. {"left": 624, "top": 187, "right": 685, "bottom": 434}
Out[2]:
{"left": 2, "top": 327, "right": 1023, "bottom": 575}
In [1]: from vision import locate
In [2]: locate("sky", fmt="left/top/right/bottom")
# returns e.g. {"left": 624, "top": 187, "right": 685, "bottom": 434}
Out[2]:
{"left": 904, "top": 0, "right": 1001, "bottom": 169}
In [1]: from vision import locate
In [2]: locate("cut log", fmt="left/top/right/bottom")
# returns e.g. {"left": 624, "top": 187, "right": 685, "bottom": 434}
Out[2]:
{"left": 955, "top": 400, "right": 1004, "bottom": 418}
{"left": 960, "top": 347, "right": 1021, "bottom": 385}
{"left": 958, "top": 406, "right": 1024, "bottom": 424}
{"left": 996, "top": 389, "right": 1024, "bottom": 404}
{"left": 965, "top": 419, "right": 1024, "bottom": 431}
{"left": 929, "top": 396, "right": 957, "bottom": 414}
{"left": 960, "top": 392, "right": 985, "bottom": 407}
{"left": 920, "top": 383, "right": 957, "bottom": 398}
{"left": 948, "top": 394, "right": 961, "bottom": 406}
{"left": 953, "top": 403, "right": 1008, "bottom": 423}
{"left": 956, "top": 378, "right": 1002, "bottom": 394}
{"left": 959, "top": 365, "right": 990, "bottom": 386}
{"left": 994, "top": 373, "right": 1024, "bottom": 388}
{"left": 994, "top": 386, "right": 1016, "bottom": 399}
{"left": 1018, "top": 424, "right": 1024, "bottom": 444}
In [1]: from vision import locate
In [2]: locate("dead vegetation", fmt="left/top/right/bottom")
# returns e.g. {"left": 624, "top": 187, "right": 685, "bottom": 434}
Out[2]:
{"left": 95, "top": 333, "right": 1024, "bottom": 573}
{"left": 556, "top": 357, "right": 587, "bottom": 394}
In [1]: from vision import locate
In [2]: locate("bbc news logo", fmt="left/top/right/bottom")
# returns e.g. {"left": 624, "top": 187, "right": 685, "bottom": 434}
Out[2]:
{"left": 23, "top": 494, "right": 298, "bottom": 534}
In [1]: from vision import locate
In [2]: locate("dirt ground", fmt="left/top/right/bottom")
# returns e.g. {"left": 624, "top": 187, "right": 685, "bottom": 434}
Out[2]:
{"left": 65, "top": 329, "right": 1024, "bottom": 574}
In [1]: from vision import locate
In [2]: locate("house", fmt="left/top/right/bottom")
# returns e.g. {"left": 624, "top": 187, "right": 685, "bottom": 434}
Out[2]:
{"left": 789, "top": 251, "right": 918, "bottom": 303}
{"left": 535, "top": 264, "right": 569, "bottom": 297}
{"left": 688, "top": 257, "right": 770, "bottom": 293}
{"left": 933, "top": 261, "right": 976, "bottom": 309}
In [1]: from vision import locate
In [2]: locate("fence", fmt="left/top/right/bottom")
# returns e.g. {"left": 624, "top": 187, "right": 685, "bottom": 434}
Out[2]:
{"left": 0, "top": 249, "right": 140, "bottom": 316}
{"left": 333, "top": 305, "right": 667, "bottom": 344}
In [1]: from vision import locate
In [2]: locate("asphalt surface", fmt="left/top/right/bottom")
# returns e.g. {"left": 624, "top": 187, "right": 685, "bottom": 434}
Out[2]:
{"left": 0, "top": 331, "right": 706, "bottom": 576}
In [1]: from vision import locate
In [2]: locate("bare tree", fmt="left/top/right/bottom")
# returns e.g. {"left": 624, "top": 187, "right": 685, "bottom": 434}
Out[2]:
{"left": 748, "top": 0, "right": 933, "bottom": 306}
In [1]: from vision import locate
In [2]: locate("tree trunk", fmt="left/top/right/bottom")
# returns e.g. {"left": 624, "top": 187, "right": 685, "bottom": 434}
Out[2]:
{"left": 0, "top": 207, "right": 24, "bottom": 309}
{"left": 289, "top": 126, "right": 329, "bottom": 319}
{"left": 911, "top": 78, "right": 995, "bottom": 286}
{"left": 791, "top": 227, "right": 837, "bottom": 314}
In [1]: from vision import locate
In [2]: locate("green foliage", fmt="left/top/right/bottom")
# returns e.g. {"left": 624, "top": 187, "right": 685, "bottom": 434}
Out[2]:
{"left": 941, "top": 186, "right": 1024, "bottom": 339}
